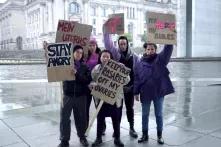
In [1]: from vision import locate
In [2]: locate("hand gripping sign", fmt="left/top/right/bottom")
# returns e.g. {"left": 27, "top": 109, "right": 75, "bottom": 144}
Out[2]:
{"left": 85, "top": 59, "right": 130, "bottom": 136}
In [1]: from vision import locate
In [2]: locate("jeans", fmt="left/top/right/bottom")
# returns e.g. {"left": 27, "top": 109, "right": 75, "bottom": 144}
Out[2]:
{"left": 141, "top": 97, "right": 164, "bottom": 132}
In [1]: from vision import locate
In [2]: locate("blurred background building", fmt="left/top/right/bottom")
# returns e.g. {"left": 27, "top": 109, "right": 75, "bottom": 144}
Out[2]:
{"left": 0, "top": 0, "right": 221, "bottom": 57}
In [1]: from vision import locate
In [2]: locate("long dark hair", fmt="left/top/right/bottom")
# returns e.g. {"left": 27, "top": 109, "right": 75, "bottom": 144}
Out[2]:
{"left": 87, "top": 44, "right": 101, "bottom": 61}
{"left": 73, "top": 45, "right": 84, "bottom": 62}
{"left": 97, "top": 50, "right": 113, "bottom": 64}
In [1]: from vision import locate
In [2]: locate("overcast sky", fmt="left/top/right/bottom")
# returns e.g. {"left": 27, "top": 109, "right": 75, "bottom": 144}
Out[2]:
{"left": 0, "top": 0, "right": 6, "bottom": 3}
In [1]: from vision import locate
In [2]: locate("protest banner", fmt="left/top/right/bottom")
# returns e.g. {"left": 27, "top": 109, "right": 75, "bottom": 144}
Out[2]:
{"left": 91, "top": 59, "right": 131, "bottom": 105}
{"left": 46, "top": 42, "right": 74, "bottom": 82}
{"left": 104, "top": 13, "right": 124, "bottom": 34}
{"left": 85, "top": 59, "right": 130, "bottom": 136}
{"left": 146, "top": 11, "right": 176, "bottom": 44}
{"left": 55, "top": 20, "right": 92, "bottom": 57}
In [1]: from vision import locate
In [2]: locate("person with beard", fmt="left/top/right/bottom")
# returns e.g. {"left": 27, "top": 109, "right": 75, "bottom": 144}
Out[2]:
{"left": 103, "top": 27, "right": 139, "bottom": 138}
{"left": 133, "top": 43, "right": 174, "bottom": 144}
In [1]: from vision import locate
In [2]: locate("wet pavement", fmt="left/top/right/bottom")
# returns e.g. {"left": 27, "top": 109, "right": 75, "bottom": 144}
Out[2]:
{"left": 0, "top": 61, "right": 221, "bottom": 147}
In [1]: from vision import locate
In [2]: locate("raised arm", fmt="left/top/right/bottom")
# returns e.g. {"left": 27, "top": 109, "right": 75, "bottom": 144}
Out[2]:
{"left": 103, "top": 22, "right": 121, "bottom": 61}
{"left": 158, "top": 45, "right": 173, "bottom": 65}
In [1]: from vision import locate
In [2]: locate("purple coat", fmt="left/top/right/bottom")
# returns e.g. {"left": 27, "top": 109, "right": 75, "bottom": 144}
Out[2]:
{"left": 133, "top": 45, "right": 174, "bottom": 103}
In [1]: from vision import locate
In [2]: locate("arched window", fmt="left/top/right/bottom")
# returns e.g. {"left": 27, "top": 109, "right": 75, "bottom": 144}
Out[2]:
{"left": 69, "top": 2, "right": 80, "bottom": 14}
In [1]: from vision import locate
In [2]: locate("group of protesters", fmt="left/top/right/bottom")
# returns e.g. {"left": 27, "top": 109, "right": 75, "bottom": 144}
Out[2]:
{"left": 48, "top": 21, "right": 175, "bottom": 147}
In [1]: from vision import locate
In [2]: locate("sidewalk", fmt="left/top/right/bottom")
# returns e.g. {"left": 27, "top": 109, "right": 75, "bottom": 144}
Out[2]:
{"left": 0, "top": 62, "right": 221, "bottom": 147}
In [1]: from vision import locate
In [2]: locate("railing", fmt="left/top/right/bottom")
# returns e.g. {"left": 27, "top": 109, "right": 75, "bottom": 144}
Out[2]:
{"left": 0, "top": 58, "right": 46, "bottom": 65}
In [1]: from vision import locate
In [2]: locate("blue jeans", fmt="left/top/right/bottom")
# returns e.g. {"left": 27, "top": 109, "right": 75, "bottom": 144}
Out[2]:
{"left": 141, "top": 97, "right": 164, "bottom": 132}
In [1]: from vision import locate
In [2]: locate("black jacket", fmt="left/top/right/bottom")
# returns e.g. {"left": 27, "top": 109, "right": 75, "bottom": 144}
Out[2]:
{"left": 63, "top": 63, "right": 92, "bottom": 97}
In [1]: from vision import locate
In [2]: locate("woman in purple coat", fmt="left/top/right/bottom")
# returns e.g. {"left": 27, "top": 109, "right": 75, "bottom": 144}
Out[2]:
{"left": 134, "top": 43, "right": 174, "bottom": 144}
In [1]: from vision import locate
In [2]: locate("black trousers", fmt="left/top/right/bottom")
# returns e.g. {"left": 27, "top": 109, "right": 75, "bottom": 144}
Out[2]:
{"left": 60, "top": 95, "right": 87, "bottom": 141}
{"left": 96, "top": 103, "right": 122, "bottom": 139}
{"left": 123, "top": 90, "right": 135, "bottom": 128}
{"left": 86, "top": 93, "right": 92, "bottom": 128}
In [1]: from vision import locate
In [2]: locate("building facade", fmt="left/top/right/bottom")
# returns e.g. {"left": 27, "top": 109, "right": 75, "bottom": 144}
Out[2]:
{"left": 0, "top": 0, "right": 26, "bottom": 50}
{"left": 0, "top": 0, "right": 176, "bottom": 51}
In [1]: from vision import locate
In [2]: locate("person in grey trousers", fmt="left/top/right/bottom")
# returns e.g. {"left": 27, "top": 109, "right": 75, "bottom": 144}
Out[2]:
{"left": 58, "top": 45, "right": 92, "bottom": 147}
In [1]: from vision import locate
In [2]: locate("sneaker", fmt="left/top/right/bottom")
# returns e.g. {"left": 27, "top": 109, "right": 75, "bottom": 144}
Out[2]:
{"left": 92, "top": 138, "right": 102, "bottom": 147}
{"left": 157, "top": 136, "right": 164, "bottom": 144}
{"left": 129, "top": 128, "right": 138, "bottom": 138}
{"left": 58, "top": 141, "right": 69, "bottom": 147}
{"left": 114, "top": 138, "right": 124, "bottom": 147}
{"left": 80, "top": 137, "right": 89, "bottom": 146}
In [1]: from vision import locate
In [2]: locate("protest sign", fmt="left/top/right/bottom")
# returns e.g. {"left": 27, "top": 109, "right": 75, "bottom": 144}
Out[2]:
{"left": 146, "top": 11, "right": 176, "bottom": 44}
{"left": 46, "top": 42, "right": 74, "bottom": 82}
{"left": 56, "top": 20, "right": 92, "bottom": 56}
{"left": 91, "top": 59, "right": 130, "bottom": 105}
{"left": 104, "top": 13, "right": 124, "bottom": 34}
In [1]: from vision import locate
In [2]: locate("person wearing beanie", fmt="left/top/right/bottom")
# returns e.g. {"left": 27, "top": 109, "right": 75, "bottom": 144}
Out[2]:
{"left": 58, "top": 45, "right": 92, "bottom": 147}
{"left": 84, "top": 37, "right": 105, "bottom": 135}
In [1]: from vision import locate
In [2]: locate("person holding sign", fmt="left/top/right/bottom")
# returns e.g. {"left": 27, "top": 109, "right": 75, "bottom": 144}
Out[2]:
{"left": 90, "top": 50, "right": 129, "bottom": 147}
{"left": 58, "top": 45, "right": 92, "bottom": 147}
{"left": 85, "top": 37, "right": 102, "bottom": 131}
{"left": 134, "top": 43, "right": 174, "bottom": 144}
{"left": 103, "top": 22, "right": 139, "bottom": 138}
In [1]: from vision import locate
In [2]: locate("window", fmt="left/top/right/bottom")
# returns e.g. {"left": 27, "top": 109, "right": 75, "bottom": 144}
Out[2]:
{"left": 69, "top": 2, "right": 80, "bottom": 14}
{"left": 132, "top": 8, "right": 135, "bottom": 19}
{"left": 102, "top": 8, "right": 106, "bottom": 17}
{"left": 112, "top": 9, "right": 115, "bottom": 14}
{"left": 91, "top": 7, "right": 96, "bottom": 16}
{"left": 92, "top": 27, "right": 96, "bottom": 35}
{"left": 128, "top": 23, "right": 133, "bottom": 34}
{"left": 92, "top": 19, "right": 96, "bottom": 25}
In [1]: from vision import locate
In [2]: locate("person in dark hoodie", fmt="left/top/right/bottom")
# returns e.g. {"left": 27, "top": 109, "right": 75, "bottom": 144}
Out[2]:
{"left": 58, "top": 45, "right": 92, "bottom": 147}
{"left": 134, "top": 43, "right": 174, "bottom": 145}
{"left": 102, "top": 24, "right": 139, "bottom": 138}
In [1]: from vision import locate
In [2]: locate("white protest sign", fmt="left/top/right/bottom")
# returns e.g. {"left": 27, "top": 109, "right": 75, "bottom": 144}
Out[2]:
{"left": 46, "top": 42, "right": 74, "bottom": 82}
{"left": 147, "top": 11, "right": 177, "bottom": 44}
{"left": 56, "top": 20, "right": 92, "bottom": 57}
{"left": 91, "top": 59, "right": 131, "bottom": 105}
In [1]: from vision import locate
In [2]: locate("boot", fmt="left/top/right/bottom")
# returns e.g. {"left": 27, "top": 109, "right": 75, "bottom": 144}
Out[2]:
{"left": 138, "top": 131, "right": 148, "bottom": 143}
{"left": 129, "top": 127, "right": 138, "bottom": 138}
{"left": 114, "top": 138, "right": 124, "bottom": 147}
{"left": 157, "top": 131, "right": 164, "bottom": 144}
{"left": 92, "top": 137, "right": 102, "bottom": 147}
{"left": 57, "top": 141, "right": 69, "bottom": 147}
{"left": 79, "top": 137, "right": 89, "bottom": 147}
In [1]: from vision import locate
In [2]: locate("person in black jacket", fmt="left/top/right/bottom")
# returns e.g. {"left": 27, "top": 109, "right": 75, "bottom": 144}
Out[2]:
{"left": 58, "top": 45, "right": 92, "bottom": 147}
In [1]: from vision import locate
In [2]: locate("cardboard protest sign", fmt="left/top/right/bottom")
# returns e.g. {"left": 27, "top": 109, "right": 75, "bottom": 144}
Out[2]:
{"left": 104, "top": 13, "right": 124, "bottom": 34}
{"left": 56, "top": 20, "right": 92, "bottom": 56}
{"left": 46, "top": 42, "right": 74, "bottom": 82}
{"left": 146, "top": 12, "right": 176, "bottom": 44}
{"left": 91, "top": 59, "right": 130, "bottom": 105}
